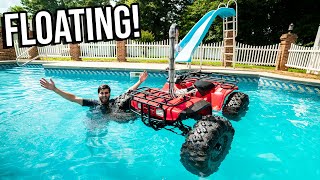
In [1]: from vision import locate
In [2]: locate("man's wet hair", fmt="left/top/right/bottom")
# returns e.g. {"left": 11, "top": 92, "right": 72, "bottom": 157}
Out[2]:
{"left": 98, "top": 84, "right": 111, "bottom": 93}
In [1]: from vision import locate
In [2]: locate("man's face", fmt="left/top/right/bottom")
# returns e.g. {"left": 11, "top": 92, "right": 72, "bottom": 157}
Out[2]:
{"left": 99, "top": 89, "right": 110, "bottom": 104}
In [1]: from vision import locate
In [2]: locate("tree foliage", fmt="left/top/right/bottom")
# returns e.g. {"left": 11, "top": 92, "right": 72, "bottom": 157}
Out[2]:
{"left": 131, "top": 0, "right": 319, "bottom": 46}
{"left": 18, "top": 0, "right": 320, "bottom": 46}
{"left": 21, "top": 0, "right": 109, "bottom": 14}
{"left": 138, "top": 30, "right": 155, "bottom": 42}
{"left": 8, "top": 5, "right": 27, "bottom": 12}
{"left": 119, "top": 0, "right": 192, "bottom": 40}
{"left": 181, "top": 0, "right": 320, "bottom": 46}
{"left": 179, "top": 0, "right": 227, "bottom": 43}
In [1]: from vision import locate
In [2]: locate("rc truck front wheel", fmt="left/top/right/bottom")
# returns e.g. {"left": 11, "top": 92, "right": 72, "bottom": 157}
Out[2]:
{"left": 222, "top": 92, "right": 249, "bottom": 120}
{"left": 180, "top": 115, "right": 234, "bottom": 177}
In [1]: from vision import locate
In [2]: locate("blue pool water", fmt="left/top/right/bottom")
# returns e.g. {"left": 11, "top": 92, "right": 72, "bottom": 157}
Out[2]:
{"left": 0, "top": 66, "right": 320, "bottom": 179}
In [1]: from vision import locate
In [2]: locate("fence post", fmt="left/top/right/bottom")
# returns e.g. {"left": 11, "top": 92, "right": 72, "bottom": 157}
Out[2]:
{"left": 70, "top": 44, "right": 81, "bottom": 61}
{"left": 117, "top": 40, "right": 127, "bottom": 62}
{"left": 27, "top": 31, "right": 39, "bottom": 60}
{"left": 28, "top": 46, "right": 39, "bottom": 59}
{"left": 275, "top": 32, "right": 298, "bottom": 71}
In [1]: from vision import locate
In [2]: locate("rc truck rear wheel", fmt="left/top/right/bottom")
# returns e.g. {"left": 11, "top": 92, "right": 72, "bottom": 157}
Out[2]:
{"left": 180, "top": 115, "right": 234, "bottom": 177}
{"left": 222, "top": 92, "right": 249, "bottom": 120}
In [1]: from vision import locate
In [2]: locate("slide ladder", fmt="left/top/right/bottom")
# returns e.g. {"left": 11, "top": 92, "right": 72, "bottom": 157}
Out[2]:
{"left": 175, "top": 0, "right": 237, "bottom": 68}
{"left": 221, "top": 0, "right": 237, "bottom": 68}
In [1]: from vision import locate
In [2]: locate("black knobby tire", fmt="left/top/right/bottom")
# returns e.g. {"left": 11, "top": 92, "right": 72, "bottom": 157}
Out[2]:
{"left": 113, "top": 92, "right": 132, "bottom": 111}
{"left": 180, "top": 115, "right": 234, "bottom": 177}
{"left": 222, "top": 92, "right": 249, "bottom": 120}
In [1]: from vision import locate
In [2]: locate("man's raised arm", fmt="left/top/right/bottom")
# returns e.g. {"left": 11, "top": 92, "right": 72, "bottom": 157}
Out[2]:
{"left": 40, "top": 78, "right": 83, "bottom": 105}
{"left": 128, "top": 71, "right": 148, "bottom": 91}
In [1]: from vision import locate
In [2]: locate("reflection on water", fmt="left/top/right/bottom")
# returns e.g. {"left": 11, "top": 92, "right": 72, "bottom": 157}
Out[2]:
{"left": 84, "top": 105, "right": 138, "bottom": 156}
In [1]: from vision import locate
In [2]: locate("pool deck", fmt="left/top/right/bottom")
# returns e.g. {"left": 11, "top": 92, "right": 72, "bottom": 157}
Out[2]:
{"left": 2, "top": 60, "right": 320, "bottom": 85}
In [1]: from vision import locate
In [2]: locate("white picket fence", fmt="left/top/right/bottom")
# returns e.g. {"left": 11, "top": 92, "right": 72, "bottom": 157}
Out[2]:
{"left": 14, "top": 40, "right": 279, "bottom": 65}
{"left": 192, "top": 42, "right": 223, "bottom": 61}
{"left": 14, "top": 40, "right": 70, "bottom": 58}
{"left": 287, "top": 44, "right": 320, "bottom": 71}
{"left": 15, "top": 39, "right": 320, "bottom": 71}
{"left": 126, "top": 39, "right": 223, "bottom": 61}
{"left": 235, "top": 42, "right": 280, "bottom": 66}
{"left": 126, "top": 39, "right": 169, "bottom": 59}
{"left": 37, "top": 44, "right": 70, "bottom": 57}
{"left": 79, "top": 41, "right": 116, "bottom": 58}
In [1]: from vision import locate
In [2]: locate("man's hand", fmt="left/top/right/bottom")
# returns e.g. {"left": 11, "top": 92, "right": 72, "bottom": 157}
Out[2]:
{"left": 128, "top": 71, "right": 149, "bottom": 91}
{"left": 139, "top": 71, "right": 148, "bottom": 83}
{"left": 40, "top": 78, "right": 56, "bottom": 91}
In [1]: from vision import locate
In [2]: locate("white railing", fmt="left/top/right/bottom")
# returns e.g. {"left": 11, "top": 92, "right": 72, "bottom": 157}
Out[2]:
{"left": 14, "top": 40, "right": 29, "bottom": 59}
{"left": 287, "top": 44, "right": 320, "bottom": 71}
{"left": 38, "top": 44, "right": 71, "bottom": 57}
{"left": 16, "top": 46, "right": 35, "bottom": 66}
{"left": 235, "top": 42, "right": 280, "bottom": 66}
{"left": 79, "top": 41, "right": 117, "bottom": 58}
{"left": 126, "top": 39, "right": 170, "bottom": 59}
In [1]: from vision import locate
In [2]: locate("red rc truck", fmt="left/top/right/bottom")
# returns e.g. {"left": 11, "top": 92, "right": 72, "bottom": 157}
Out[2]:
{"left": 126, "top": 23, "right": 249, "bottom": 177}
{"left": 129, "top": 71, "right": 249, "bottom": 177}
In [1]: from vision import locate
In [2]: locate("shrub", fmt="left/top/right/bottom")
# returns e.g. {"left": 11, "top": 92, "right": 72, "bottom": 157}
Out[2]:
{"left": 137, "top": 30, "right": 155, "bottom": 42}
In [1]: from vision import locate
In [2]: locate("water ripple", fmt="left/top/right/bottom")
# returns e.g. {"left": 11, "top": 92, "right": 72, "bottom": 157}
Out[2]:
{"left": 1, "top": 67, "right": 320, "bottom": 179}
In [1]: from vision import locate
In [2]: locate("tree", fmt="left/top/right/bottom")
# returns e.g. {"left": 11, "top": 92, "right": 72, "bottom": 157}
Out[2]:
{"left": 119, "top": 0, "right": 192, "bottom": 40}
{"left": 8, "top": 5, "right": 27, "bottom": 12}
{"left": 138, "top": 30, "right": 155, "bottom": 42}
{"left": 237, "top": 0, "right": 320, "bottom": 46}
{"left": 5, "top": 6, "right": 28, "bottom": 27}
{"left": 19, "top": 0, "right": 320, "bottom": 46}
{"left": 21, "top": 0, "right": 110, "bottom": 15}
{"left": 179, "top": 0, "right": 227, "bottom": 43}
{"left": 180, "top": 0, "right": 320, "bottom": 46}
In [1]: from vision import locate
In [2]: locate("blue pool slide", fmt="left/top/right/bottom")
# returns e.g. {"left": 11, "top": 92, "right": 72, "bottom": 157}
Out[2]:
{"left": 175, "top": 7, "right": 235, "bottom": 62}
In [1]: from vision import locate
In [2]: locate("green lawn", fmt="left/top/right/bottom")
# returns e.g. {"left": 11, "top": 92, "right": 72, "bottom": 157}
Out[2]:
{"left": 38, "top": 57, "right": 310, "bottom": 74}
{"left": 40, "top": 57, "right": 72, "bottom": 61}
{"left": 234, "top": 64, "right": 275, "bottom": 70}
{"left": 127, "top": 59, "right": 168, "bottom": 63}
{"left": 288, "top": 68, "right": 307, "bottom": 73}
{"left": 82, "top": 57, "right": 117, "bottom": 62}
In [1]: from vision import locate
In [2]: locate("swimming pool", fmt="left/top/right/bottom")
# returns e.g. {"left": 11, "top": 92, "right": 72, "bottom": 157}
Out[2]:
{"left": 0, "top": 65, "right": 319, "bottom": 179}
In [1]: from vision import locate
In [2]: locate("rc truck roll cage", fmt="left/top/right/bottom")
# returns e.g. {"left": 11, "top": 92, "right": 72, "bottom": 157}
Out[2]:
{"left": 129, "top": 71, "right": 240, "bottom": 135}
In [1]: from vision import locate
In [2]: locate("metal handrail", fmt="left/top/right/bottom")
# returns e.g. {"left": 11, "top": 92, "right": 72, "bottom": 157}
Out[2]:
{"left": 16, "top": 47, "right": 38, "bottom": 66}
{"left": 227, "top": 0, "right": 238, "bottom": 36}
{"left": 218, "top": 3, "right": 227, "bottom": 8}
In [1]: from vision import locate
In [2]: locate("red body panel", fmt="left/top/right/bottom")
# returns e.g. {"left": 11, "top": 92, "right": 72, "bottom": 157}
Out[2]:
{"left": 131, "top": 89, "right": 206, "bottom": 121}
{"left": 211, "top": 87, "right": 232, "bottom": 111}
{"left": 131, "top": 78, "right": 238, "bottom": 121}
{"left": 162, "top": 82, "right": 237, "bottom": 111}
